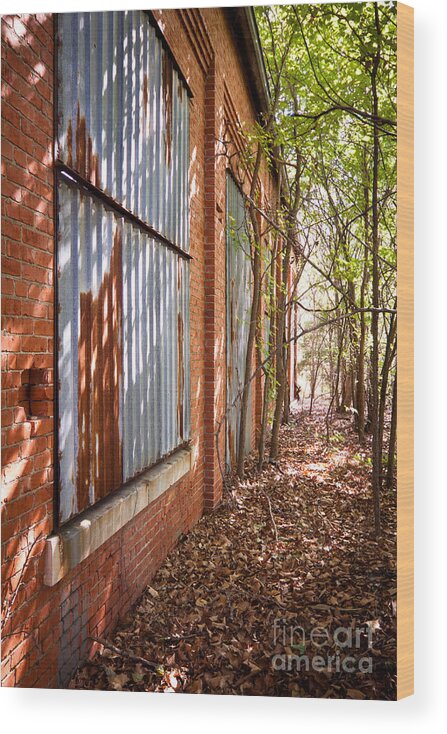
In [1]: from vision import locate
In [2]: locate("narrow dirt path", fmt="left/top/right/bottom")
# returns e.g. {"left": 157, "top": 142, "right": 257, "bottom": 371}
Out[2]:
{"left": 71, "top": 414, "right": 397, "bottom": 698}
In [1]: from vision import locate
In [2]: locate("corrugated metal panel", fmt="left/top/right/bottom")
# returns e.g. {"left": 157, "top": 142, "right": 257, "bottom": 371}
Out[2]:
{"left": 121, "top": 225, "right": 189, "bottom": 480}
{"left": 56, "top": 10, "right": 190, "bottom": 524}
{"left": 57, "top": 10, "right": 189, "bottom": 251}
{"left": 226, "top": 173, "right": 253, "bottom": 469}
{"left": 57, "top": 178, "right": 190, "bottom": 522}
{"left": 57, "top": 180, "right": 124, "bottom": 523}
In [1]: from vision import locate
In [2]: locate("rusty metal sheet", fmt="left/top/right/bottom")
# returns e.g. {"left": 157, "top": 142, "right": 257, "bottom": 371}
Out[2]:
{"left": 57, "top": 178, "right": 190, "bottom": 523}
{"left": 121, "top": 229, "right": 189, "bottom": 480}
{"left": 57, "top": 11, "right": 191, "bottom": 524}
{"left": 57, "top": 10, "right": 190, "bottom": 252}
{"left": 57, "top": 180, "right": 124, "bottom": 523}
{"left": 226, "top": 173, "right": 253, "bottom": 469}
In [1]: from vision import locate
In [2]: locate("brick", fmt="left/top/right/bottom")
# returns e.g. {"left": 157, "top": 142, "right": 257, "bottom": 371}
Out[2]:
{"left": 2, "top": 297, "right": 21, "bottom": 315}
{"left": 30, "top": 418, "right": 53, "bottom": 436}
{"left": 21, "top": 300, "right": 47, "bottom": 318}
{"left": 5, "top": 202, "right": 36, "bottom": 227}
{"left": 21, "top": 335, "right": 48, "bottom": 352}
{"left": 4, "top": 423, "right": 32, "bottom": 445}
{"left": 2, "top": 276, "right": 15, "bottom": 295}
{"left": 2, "top": 333, "right": 21, "bottom": 352}
{"left": 1, "top": 138, "right": 14, "bottom": 161}
{"left": 22, "top": 227, "right": 52, "bottom": 252}
{"left": 15, "top": 281, "right": 29, "bottom": 298}
{"left": 2, "top": 316, "right": 32, "bottom": 335}
{"left": 20, "top": 436, "right": 47, "bottom": 459}
{"left": 33, "top": 320, "right": 52, "bottom": 336}
{"left": 2, "top": 219, "right": 21, "bottom": 242}
{"left": 20, "top": 118, "right": 50, "bottom": 151}
{"left": 27, "top": 285, "right": 53, "bottom": 302}
{"left": 21, "top": 263, "right": 49, "bottom": 284}
{"left": 14, "top": 406, "right": 29, "bottom": 423}
{"left": 2, "top": 257, "right": 21, "bottom": 277}
{"left": 2, "top": 445, "right": 21, "bottom": 465}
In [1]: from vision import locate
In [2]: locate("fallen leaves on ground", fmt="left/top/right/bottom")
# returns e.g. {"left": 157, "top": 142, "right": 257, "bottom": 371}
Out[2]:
{"left": 70, "top": 412, "right": 397, "bottom": 699}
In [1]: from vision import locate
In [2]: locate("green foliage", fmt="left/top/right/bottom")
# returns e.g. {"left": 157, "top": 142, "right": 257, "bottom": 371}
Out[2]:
{"left": 334, "top": 255, "right": 364, "bottom": 283}
{"left": 254, "top": 3, "right": 396, "bottom": 406}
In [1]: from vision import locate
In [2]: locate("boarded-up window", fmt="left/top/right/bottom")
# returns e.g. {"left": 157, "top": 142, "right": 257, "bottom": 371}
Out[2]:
{"left": 56, "top": 11, "right": 190, "bottom": 524}
{"left": 226, "top": 173, "right": 253, "bottom": 468}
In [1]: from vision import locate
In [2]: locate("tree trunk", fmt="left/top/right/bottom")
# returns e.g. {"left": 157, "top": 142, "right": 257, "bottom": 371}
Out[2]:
{"left": 283, "top": 375, "right": 290, "bottom": 423}
{"left": 269, "top": 149, "right": 302, "bottom": 463}
{"left": 378, "top": 315, "right": 396, "bottom": 479}
{"left": 257, "top": 369, "right": 271, "bottom": 472}
{"left": 236, "top": 241, "right": 262, "bottom": 478}
{"left": 236, "top": 145, "right": 264, "bottom": 479}
{"left": 356, "top": 320, "right": 366, "bottom": 441}
{"left": 386, "top": 375, "right": 397, "bottom": 488}
{"left": 326, "top": 323, "right": 344, "bottom": 441}
{"left": 257, "top": 240, "right": 277, "bottom": 471}
{"left": 269, "top": 235, "right": 293, "bottom": 460}
{"left": 370, "top": 3, "right": 381, "bottom": 537}
{"left": 356, "top": 170, "right": 370, "bottom": 444}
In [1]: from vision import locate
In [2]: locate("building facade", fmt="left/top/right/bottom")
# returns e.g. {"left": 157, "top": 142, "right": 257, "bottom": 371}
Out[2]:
{"left": 1, "top": 8, "right": 277, "bottom": 687}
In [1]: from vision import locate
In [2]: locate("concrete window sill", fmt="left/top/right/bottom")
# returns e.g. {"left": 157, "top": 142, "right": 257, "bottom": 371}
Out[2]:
{"left": 44, "top": 446, "right": 192, "bottom": 587}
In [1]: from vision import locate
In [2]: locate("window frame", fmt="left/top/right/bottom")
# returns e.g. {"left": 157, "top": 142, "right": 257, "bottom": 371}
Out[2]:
{"left": 53, "top": 10, "right": 192, "bottom": 529}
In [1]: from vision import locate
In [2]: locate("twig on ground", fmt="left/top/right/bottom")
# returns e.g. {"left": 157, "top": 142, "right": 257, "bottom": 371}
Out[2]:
{"left": 261, "top": 489, "right": 279, "bottom": 542}
{"left": 90, "top": 636, "right": 161, "bottom": 672}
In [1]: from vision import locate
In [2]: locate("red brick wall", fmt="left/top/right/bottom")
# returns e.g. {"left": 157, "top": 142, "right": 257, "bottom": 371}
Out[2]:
{"left": 1, "top": 9, "right": 276, "bottom": 688}
{"left": 1, "top": 13, "right": 56, "bottom": 686}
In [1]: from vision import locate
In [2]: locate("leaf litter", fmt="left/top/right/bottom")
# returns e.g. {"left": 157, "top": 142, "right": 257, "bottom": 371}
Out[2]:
{"left": 70, "top": 413, "right": 396, "bottom": 698}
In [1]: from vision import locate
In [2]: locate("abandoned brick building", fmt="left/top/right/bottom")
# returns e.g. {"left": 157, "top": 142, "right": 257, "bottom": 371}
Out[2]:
{"left": 1, "top": 8, "right": 280, "bottom": 687}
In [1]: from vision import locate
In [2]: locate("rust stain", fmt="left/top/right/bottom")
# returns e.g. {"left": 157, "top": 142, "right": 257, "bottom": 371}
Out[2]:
{"left": 143, "top": 72, "right": 148, "bottom": 118}
{"left": 109, "top": 226, "right": 123, "bottom": 496}
{"left": 228, "top": 424, "right": 235, "bottom": 466}
{"left": 76, "top": 225, "right": 123, "bottom": 512}
{"left": 66, "top": 104, "right": 101, "bottom": 188}
{"left": 87, "top": 135, "right": 101, "bottom": 189}
{"left": 67, "top": 118, "right": 73, "bottom": 168}
{"left": 91, "top": 152, "right": 100, "bottom": 188}
{"left": 177, "top": 318, "right": 184, "bottom": 442}
{"left": 77, "top": 289, "right": 92, "bottom": 511}
{"left": 76, "top": 102, "right": 87, "bottom": 178}
{"left": 177, "top": 265, "right": 184, "bottom": 440}
{"left": 95, "top": 239, "right": 105, "bottom": 499}
{"left": 87, "top": 136, "right": 93, "bottom": 182}
{"left": 162, "top": 51, "right": 173, "bottom": 167}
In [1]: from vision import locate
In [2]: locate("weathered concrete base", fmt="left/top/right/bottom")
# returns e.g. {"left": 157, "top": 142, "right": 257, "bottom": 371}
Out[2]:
{"left": 44, "top": 447, "right": 192, "bottom": 586}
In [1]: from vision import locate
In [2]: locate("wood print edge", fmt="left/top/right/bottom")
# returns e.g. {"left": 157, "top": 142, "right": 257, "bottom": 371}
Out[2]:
{"left": 396, "top": 0, "right": 414, "bottom": 701}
